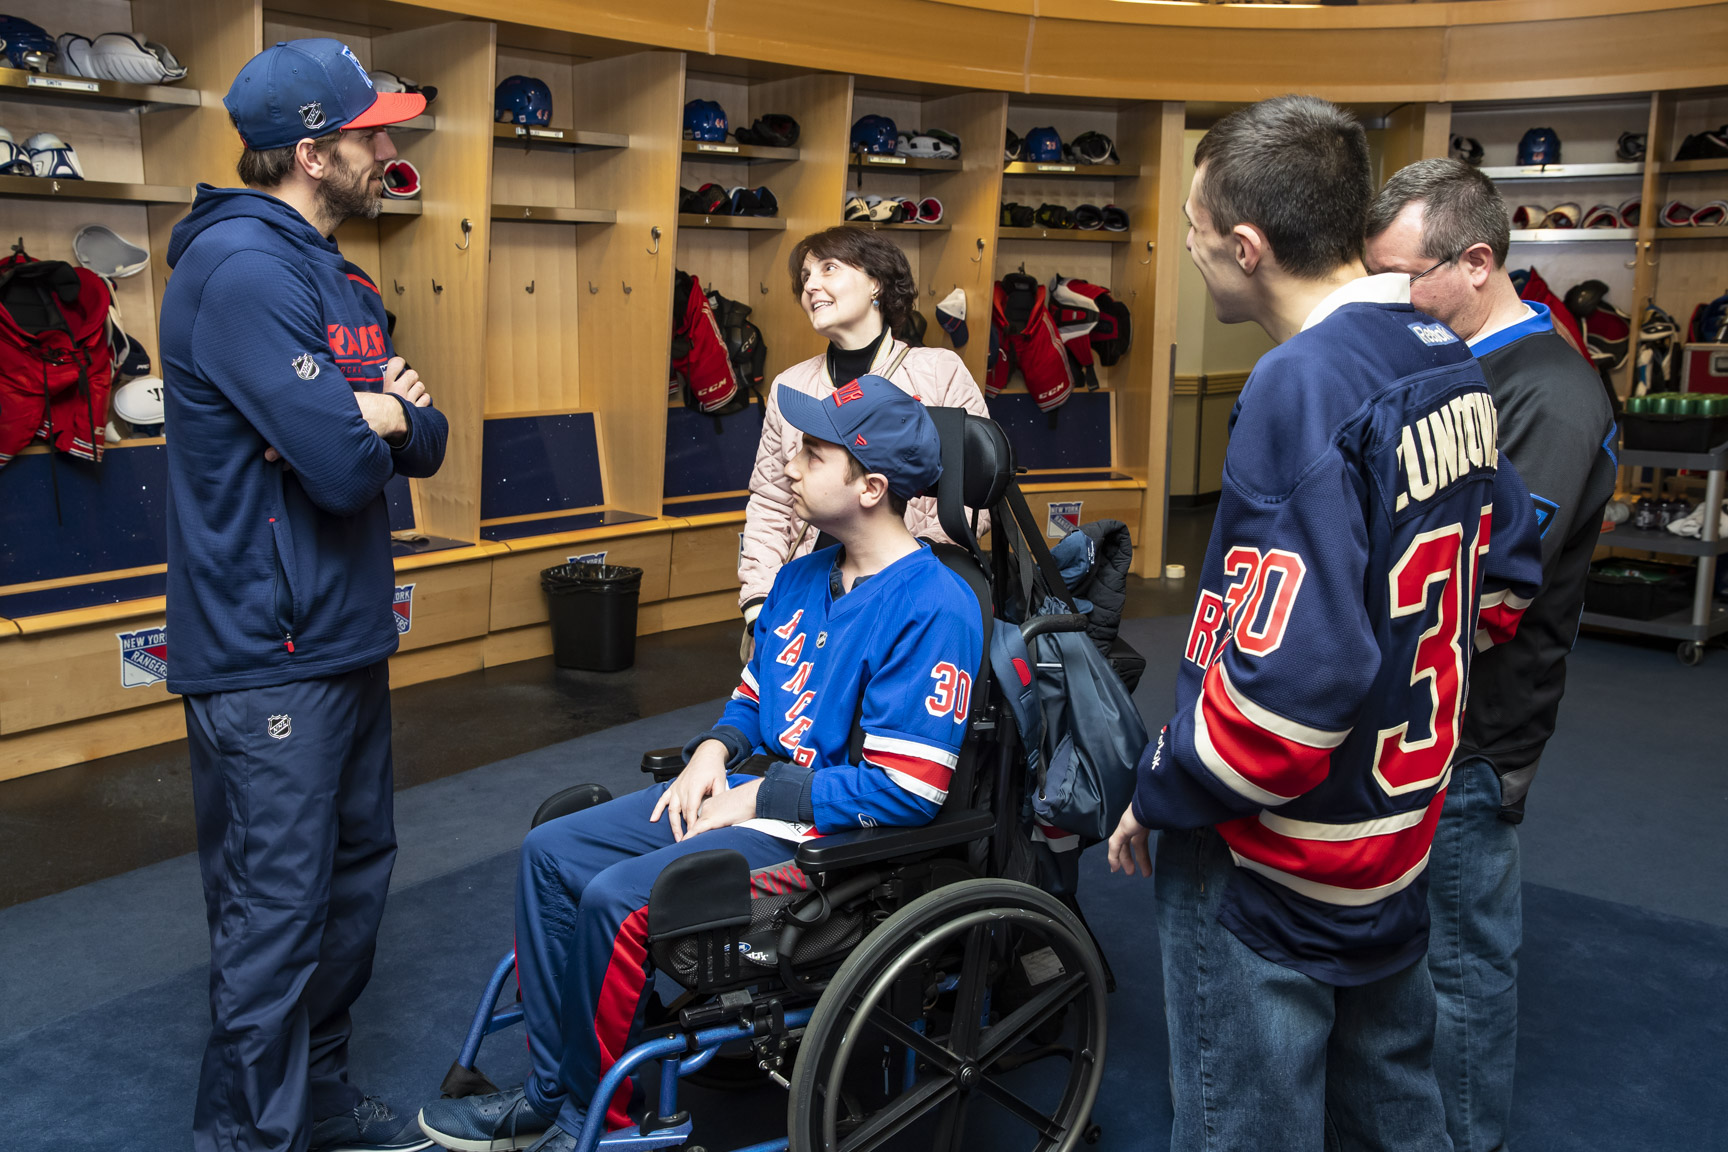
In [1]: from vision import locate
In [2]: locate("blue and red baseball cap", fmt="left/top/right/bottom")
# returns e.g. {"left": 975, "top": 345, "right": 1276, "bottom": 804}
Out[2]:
{"left": 225, "top": 39, "right": 425, "bottom": 151}
{"left": 778, "top": 374, "right": 942, "bottom": 500}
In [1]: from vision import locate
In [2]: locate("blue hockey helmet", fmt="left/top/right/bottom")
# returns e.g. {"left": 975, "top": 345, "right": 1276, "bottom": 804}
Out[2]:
{"left": 1022, "top": 126, "right": 1063, "bottom": 163}
{"left": 851, "top": 114, "right": 898, "bottom": 155}
{"left": 495, "top": 75, "right": 552, "bottom": 126}
{"left": 0, "top": 15, "right": 56, "bottom": 72}
{"left": 1517, "top": 127, "right": 1561, "bottom": 167}
{"left": 684, "top": 99, "right": 728, "bottom": 142}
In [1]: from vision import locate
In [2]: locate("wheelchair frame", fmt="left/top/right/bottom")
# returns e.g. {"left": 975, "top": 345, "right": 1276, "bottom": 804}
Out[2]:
{"left": 440, "top": 409, "right": 1117, "bottom": 1152}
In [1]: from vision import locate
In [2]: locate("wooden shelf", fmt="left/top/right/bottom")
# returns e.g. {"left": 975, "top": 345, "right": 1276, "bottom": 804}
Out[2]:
{"left": 493, "top": 123, "right": 628, "bottom": 151}
{"left": 392, "top": 114, "right": 436, "bottom": 134}
{"left": 849, "top": 154, "right": 962, "bottom": 172}
{"left": 0, "top": 65, "right": 199, "bottom": 111}
{"left": 1003, "top": 161, "right": 1135, "bottom": 178}
{"left": 997, "top": 226, "right": 1128, "bottom": 243}
{"left": 378, "top": 199, "right": 422, "bottom": 216}
{"left": 681, "top": 140, "right": 799, "bottom": 163}
{"left": 677, "top": 213, "right": 786, "bottom": 231}
{"left": 1661, "top": 157, "right": 1728, "bottom": 176}
{"left": 490, "top": 204, "right": 617, "bottom": 225}
{"left": 1655, "top": 225, "right": 1728, "bottom": 240}
{"left": 1478, "top": 162, "right": 1643, "bottom": 181}
{"left": 847, "top": 220, "right": 953, "bottom": 232}
{"left": 1599, "top": 523, "right": 1728, "bottom": 557}
{"left": 1507, "top": 227, "right": 1634, "bottom": 242}
{"left": 0, "top": 175, "right": 190, "bottom": 204}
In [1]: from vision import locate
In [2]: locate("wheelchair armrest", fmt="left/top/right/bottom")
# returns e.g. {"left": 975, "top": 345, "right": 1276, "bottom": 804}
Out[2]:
{"left": 795, "top": 807, "right": 995, "bottom": 876}
{"left": 641, "top": 747, "right": 685, "bottom": 774}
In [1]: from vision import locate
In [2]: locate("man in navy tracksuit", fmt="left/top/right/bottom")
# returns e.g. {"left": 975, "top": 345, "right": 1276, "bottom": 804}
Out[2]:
{"left": 160, "top": 40, "right": 446, "bottom": 1152}
{"left": 417, "top": 377, "right": 984, "bottom": 1152}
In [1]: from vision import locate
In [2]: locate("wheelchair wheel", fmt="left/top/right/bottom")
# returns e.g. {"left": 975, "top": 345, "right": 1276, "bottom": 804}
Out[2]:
{"left": 787, "top": 878, "right": 1107, "bottom": 1152}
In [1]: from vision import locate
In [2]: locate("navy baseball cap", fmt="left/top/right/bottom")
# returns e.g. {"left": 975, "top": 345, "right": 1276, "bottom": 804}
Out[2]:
{"left": 779, "top": 374, "right": 942, "bottom": 501}
{"left": 225, "top": 39, "right": 425, "bottom": 151}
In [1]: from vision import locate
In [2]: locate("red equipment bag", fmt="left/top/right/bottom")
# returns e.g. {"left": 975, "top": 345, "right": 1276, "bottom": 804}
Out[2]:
{"left": 0, "top": 249, "right": 114, "bottom": 467}
{"left": 671, "top": 269, "right": 740, "bottom": 414}
{"left": 989, "top": 273, "right": 1075, "bottom": 412}
{"left": 1515, "top": 266, "right": 1589, "bottom": 363}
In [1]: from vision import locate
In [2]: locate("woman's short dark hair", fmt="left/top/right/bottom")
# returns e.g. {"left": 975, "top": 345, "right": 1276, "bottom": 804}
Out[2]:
{"left": 235, "top": 129, "right": 340, "bottom": 188}
{"left": 789, "top": 226, "right": 917, "bottom": 334}
{"left": 1192, "top": 95, "right": 1371, "bottom": 279}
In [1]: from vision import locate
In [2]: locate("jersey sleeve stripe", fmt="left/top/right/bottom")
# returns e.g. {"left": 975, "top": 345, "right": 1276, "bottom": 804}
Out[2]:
{"left": 1223, "top": 844, "right": 1435, "bottom": 908}
{"left": 1479, "top": 589, "right": 1534, "bottom": 612}
{"left": 867, "top": 749, "right": 952, "bottom": 804}
{"left": 1192, "top": 661, "right": 1338, "bottom": 806}
{"left": 1475, "top": 602, "right": 1526, "bottom": 650}
{"left": 863, "top": 731, "right": 960, "bottom": 770}
{"left": 1217, "top": 785, "right": 1447, "bottom": 902}
{"left": 742, "top": 667, "right": 759, "bottom": 691}
{"left": 731, "top": 680, "right": 760, "bottom": 704}
{"left": 1215, "top": 658, "right": 1351, "bottom": 749}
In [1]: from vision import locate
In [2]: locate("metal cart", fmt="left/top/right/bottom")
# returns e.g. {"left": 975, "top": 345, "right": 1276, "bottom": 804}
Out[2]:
{"left": 1587, "top": 442, "right": 1728, "bottom": 665}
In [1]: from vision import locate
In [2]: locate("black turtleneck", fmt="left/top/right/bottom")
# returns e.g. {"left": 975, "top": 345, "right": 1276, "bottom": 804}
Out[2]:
{"left": 826, "top": 325, "right": 888, "bottom": 389}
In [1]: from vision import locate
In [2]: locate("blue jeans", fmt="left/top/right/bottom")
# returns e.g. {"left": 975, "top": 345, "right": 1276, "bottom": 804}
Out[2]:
{"left": 1426, "top": 756, "right": 1520, "bottom": 1152}
{"left": 1156, "top": 827, "right": 1452, "bottom": 1152}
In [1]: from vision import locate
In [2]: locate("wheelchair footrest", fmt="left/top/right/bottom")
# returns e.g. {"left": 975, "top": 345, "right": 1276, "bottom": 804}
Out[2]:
{"left": 440, "top": 1059, "right": 501, "bottom": 1099}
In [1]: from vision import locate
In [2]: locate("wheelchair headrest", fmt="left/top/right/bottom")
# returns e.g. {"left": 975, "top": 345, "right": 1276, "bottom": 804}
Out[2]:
{"left": 959, "top": 414, "right": 1015, "bottom": 510}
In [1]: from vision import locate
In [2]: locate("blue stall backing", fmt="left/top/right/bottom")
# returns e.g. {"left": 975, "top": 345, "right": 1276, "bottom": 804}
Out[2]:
{"left": 385, "top": 474, "right": 415, "bottom": 534}
{"left": 0, "top": 445, "right": 169, "bottom": 587}
{"left": 480, "top": 413, "right": 605, "bottom": 522}
{"left": 663, "top": 403, "right": 762, "bottom": 500}
{"left": 986, "top": 391, "right": 1112, "bottom": 472}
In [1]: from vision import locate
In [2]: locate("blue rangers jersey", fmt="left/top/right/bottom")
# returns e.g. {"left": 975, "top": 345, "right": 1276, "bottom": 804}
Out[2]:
{"left": 701, "top": 542, "right": 985, "bottom": 839}
{"left": 1133, "top": 296, "right": 1544, "bottom": 985}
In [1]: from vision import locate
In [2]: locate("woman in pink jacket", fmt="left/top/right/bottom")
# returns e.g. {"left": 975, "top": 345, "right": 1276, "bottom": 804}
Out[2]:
{"left": 737, "top": 226, "right": 990, "bottom": 656}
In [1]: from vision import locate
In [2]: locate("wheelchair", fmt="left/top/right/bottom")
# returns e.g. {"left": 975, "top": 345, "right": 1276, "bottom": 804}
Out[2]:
{"left": 440, "top": 409, "right": 1122, "bottom": 1152}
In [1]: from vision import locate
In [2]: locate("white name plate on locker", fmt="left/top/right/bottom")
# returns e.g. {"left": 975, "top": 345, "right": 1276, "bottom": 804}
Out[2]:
{"left": 527, "top": 127, "right": 565, "bottom": 140}
{"left": 28, "top": 75, "right": 100, "bottom": 93}
{"left": 1036, "top": 163, "right": 1078, "bottom": 173}
{"left": 696, "top": 142, "right": 740, "bottom": 153}
{"left": 865, "top": 155, "right": 907, "bottom": 165}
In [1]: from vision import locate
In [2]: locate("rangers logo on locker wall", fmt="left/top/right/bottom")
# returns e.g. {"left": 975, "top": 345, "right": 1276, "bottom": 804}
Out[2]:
{"left": 393, "top": 584, "right": 416, "bottom": 634}
{"left": 117, "top": 627, "right": 168, "bottom": 688}
{"left": 1046, "top": 501, "right": 1082, "bottom": 538}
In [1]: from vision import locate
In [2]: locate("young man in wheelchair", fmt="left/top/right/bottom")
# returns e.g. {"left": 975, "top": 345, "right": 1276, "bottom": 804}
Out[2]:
{"left": 419, "top": 376, "right": 985, "bottom": 1152}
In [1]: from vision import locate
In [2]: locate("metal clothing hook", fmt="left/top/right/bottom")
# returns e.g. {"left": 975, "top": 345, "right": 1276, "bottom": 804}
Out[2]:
{"left": 431, "top": 279, "right": 443, "bottom": 295}
{"left": 525, "top": 281, "right": 535, "bottom": 294}
{"left": 1139, "top": 240, "right": 1154, "bottom": 265}
{"left": 455, "top": 218, "right": 472, "bottom": 251}
{"left": 760, "top": 282, "right": 769, "bottom": 295}
{"left": 970, "top": 238, "right": 985, "bottom": 263}
{"left": 588, "top": 281, "right": 599, "bottom": 294}
{"left": 647, "top": 226, "right": 662, "bottom": 256}
{"left": 392, "top": 279, "right": 404, "bottom": 295}
{"left": 622, "top": 281, "right": 632, "bottom": 295}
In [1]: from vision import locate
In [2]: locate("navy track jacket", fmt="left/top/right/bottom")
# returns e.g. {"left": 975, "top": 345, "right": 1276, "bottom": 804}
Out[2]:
{"left": 1133, "top": 300, "right": 1544, "bottom": 985}
{"left": 160, "top": 185, "right": 448, "bottom": 695}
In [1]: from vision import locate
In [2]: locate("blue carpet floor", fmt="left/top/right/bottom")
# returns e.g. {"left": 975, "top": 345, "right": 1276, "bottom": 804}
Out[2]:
{"left": 1, "top": 618, "right": 1723, "bottom": 1150}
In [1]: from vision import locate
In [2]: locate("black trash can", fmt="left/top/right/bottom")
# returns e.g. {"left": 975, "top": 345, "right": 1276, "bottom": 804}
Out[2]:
{"left": 542, "top": 563, "right": 644, "bottom": 671}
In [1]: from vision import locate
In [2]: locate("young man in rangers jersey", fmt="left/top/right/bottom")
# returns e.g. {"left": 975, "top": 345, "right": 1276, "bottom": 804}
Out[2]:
{"left": 1106, "top": 96, "right": 1544, "bottom": 1151}
{"left": 419, "top": 376, "right": 983, "bottom": 1152}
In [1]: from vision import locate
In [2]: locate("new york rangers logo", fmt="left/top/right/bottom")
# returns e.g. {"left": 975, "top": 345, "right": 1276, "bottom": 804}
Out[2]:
{"left": 1046, "top": 501, "right": 1082, "bottom": 538}
{"left": 393, "top": 584, "right": 415, "bottom": 634}
{"left": 117, "top": 627, "right": 167, "bottom": 688}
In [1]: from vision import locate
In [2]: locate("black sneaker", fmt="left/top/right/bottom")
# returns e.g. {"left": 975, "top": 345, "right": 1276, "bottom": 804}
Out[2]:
{"left": 311, "top": 1097, "right": 435, "bottom": 1152}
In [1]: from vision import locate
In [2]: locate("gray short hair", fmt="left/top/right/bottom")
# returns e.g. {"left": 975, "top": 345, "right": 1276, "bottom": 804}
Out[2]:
{"left": 1366, "top": 158, "right": 1510, "bottom": 269}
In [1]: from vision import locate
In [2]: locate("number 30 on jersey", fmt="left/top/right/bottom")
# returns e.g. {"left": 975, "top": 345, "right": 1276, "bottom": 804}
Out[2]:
{"left": 926, "top": 662, "right": 972, "bottom": 724}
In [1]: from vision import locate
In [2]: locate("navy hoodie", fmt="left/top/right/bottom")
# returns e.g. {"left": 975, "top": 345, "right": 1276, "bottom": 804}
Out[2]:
{"left": 160, "top": 185, "right": 448, "bottom": 695}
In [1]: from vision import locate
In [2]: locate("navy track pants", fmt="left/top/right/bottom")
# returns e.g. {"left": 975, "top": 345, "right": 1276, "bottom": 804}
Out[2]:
{"left": 515, "top": 780, "right": 790, "bottom": 1133}
{"left": 186, "top": 662, "right": 396, "bottom": 1152}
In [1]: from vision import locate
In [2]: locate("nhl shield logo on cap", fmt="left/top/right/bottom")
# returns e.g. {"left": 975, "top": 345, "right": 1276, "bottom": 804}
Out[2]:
{"left": 299, "top": 100, "right": 326, "bottom": 130}
{"left": 292, "top": 352, "right": 319, "bottom": 379}
{"left": 268, "top": 714, "right": 292, "bottom": 740}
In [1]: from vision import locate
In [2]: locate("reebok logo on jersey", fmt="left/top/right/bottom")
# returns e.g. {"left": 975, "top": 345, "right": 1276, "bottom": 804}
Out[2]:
{"left": 1394, "top": 391, "right": 1500, "bottom": 511}
{"left": 1407, "top": 322, "right": 1458, "bottom": 346}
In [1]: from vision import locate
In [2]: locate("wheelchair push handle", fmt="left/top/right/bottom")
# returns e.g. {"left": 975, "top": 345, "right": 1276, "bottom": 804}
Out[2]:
{"left": 1019, "top": 613, "right": 1089, "bottom": 643}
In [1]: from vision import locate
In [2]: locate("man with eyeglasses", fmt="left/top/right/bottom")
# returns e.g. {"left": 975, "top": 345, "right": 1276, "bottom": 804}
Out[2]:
{"left": 1366, "top": 157, "right": 1617, "bottom": 1152}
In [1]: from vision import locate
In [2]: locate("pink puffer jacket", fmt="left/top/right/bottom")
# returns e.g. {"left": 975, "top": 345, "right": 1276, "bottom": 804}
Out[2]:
{"left": 737, "top": 339, "right": 991, "bottom": 613}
